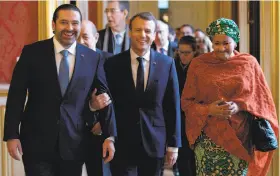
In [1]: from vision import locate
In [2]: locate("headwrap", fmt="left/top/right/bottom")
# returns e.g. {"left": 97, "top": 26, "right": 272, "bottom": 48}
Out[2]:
{"left": 206, "top": 18, "right": 240, "bottom": 43}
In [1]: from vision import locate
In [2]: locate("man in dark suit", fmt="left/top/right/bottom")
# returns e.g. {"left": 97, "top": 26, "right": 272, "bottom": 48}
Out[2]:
{"left": 151, "top": 20, "right": 174, "bottom": 57}
{"left": 97, "top": 0, "right": 130, "bottom": 54}
{"left": 3, "top": 4, "right": 117, "bottom": 176}
{"left": 78, "top": 19, "right": 113, "bottom": 176}
{"left": 93, "top": 12, "right": 181, "bottom": 176}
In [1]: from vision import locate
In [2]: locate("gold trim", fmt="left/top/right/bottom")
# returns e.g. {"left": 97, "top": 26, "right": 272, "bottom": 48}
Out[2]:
{"left": 260, "top": 1, "right": 280, "bottom": 176}
{"left": 97, "top": 1, "right": 104, "bottom": 30}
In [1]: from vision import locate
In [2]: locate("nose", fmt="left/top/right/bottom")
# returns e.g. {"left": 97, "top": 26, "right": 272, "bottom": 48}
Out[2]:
{"left": 79, "top": 38, "right": 84, "bottom": 44}
{"left": 217, "top": 44, "right": 225, "bottom": 51}
{"left": 66, "top": 23, "right": 73, "bottom": 31}
{"left": 140, "top": 30, "right": 146, "bottom": 38}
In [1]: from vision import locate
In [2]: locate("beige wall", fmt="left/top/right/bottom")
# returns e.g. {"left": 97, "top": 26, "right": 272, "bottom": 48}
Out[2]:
{"left": 168, "top": 1, "right": 231, "bottom": 31}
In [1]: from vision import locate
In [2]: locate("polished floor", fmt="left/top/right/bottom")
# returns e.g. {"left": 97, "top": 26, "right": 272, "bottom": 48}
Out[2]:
{"left": 81, "top": 165, "right": 174, "bottom": 176}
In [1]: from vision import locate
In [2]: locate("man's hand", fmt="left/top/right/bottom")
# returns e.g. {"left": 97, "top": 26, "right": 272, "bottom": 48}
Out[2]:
{"left": 91, "top": 122, "right": 102, "bottom": 135}
{"left": 103, "top": 139, "right": 115, "bottom": 163}
{"left": 90, "top": 89, "right": 112, "bottom": 110}
{"left": 7, "top": 139, "right": 23, "bottom": 161}
{"left": 166, "top": 151, "right": 178, "bottom": 166}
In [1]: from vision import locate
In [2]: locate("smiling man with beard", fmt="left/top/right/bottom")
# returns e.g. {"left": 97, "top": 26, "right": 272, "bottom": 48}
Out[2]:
{"left": 93, "top": 12, "right": 181, "bottom": 176}
{"left": 3, "top": 4, "right": 117, "bottom": 176}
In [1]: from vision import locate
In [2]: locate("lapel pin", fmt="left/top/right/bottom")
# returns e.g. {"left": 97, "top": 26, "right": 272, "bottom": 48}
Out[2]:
{"left": 81, "top": 54, "right": 84, "bottom": 57}
{"left": 153, "top": 62, "right": 156, "bottom": 65}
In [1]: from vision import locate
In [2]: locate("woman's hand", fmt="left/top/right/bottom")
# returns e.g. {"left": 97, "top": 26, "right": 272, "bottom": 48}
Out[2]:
{"left": 208, "top": 99, "right": 239, "bottom": 119}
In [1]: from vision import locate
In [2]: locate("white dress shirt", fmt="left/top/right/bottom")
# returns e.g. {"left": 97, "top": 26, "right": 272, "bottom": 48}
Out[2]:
{"left": 130, "top": 48, "right": 150, "bottom": 89}
{"left": 53, "top": 37, "right": 76, "bottom": 79}
{"left": 130, "top": 48, "right": 178, "bottom": 153}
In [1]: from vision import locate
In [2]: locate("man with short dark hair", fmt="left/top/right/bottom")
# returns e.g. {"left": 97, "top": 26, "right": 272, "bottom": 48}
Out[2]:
{"left": 4, "top": 4, "right": 116, "bottom": 176}
{"left": 97, "top": 0, "right": 130, "bottom": 54}
{"left": 179, "top": 24, "right": 195, "bottom": 39}
{"left": 92, "top": 12, "right": 181, "bottom": 176}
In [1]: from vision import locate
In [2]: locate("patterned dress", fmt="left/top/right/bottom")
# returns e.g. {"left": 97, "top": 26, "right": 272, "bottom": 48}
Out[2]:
{"left": 194, "top": 133, "right": 248, "bottom": 176}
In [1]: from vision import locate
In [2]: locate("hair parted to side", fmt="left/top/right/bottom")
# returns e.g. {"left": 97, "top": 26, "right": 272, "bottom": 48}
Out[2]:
{"left": 129, "top": 12, "right": 157, "bottom": 32}
{"left": 179, "top": 35, "right": 198, "bottom": 52}
{"left": 52, "top": 4, "right": 82, "bottom": 23}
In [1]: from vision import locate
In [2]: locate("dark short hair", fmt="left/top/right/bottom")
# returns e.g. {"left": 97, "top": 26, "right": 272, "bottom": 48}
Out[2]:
{"left": 118, "top": 1, "right": 129, "bottom": 11}
{"left": 129, "top": 12, "right": 157, "bottom": 32}
{"left": 179, "top": 35, "right": 197, "bottom": 52}
{"left": 52, "top": 4, "right": 82, "bottom": 23}
{"left": 108, "top": 0, "right": 129, "bottom": 18}
{"left": 180, "top": 24, "right": 195, "bottom": 33}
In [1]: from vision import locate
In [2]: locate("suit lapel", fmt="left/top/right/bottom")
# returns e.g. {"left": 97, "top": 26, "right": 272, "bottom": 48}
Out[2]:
{"left": 146, "top": 49, "right": 157, "bottom": 91}
{"left": 66, "top": 44, "right": 83, "bottom": 95}
{"left": 123, "top": 50, "right": 136, "bottom": 91}
{"left": 45, "top": 38, "right": 63, "bottom": 98}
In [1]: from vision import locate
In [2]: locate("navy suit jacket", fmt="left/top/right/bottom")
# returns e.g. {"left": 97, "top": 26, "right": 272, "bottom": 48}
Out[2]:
{"left": 3, "top": 38, "right": 117, "bottom": 160}
{"left": 104, "top": 49, "right": 181, "bottom": 158}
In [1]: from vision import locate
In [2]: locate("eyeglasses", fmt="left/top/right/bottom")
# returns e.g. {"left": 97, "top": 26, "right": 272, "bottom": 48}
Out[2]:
{"left": 178, "top": 50, "right": 193, "bottom": 56}
{"left": 104, "top": 8, "right": 122, "bottom": 14}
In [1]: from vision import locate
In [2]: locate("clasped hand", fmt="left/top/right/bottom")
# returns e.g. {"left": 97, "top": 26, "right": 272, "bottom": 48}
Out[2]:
{"left": 208, "top": 99, "right": 239, "bottom": 119}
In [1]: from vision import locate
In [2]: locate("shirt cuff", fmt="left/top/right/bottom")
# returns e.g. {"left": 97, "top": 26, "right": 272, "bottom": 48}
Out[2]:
{"left": 105, "top": 136, "right": 115, "bottom": 143}
{"left": 167, "top": 147, "right": 178, "bottom": 152}
{"left": 89, "top": 101, "right": 97, "bottom": 112}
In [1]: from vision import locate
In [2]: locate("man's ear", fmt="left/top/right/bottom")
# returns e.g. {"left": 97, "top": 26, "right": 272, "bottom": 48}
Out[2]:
{"left": 52, "top": 21, "right": 55, "bottom": 34}
{"left": 95, "top": 33, "right": 99, "bottom": 41}
{"left": 123, "top": 9, "right": 128, "bottom": 19}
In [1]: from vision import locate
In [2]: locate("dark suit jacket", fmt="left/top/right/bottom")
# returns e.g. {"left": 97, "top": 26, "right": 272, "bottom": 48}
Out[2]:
{"left": 3, "top": 38, "right": 117, "bottom": 161}
{"left": 151, "top": 41, "right": 175, "bottom": 58}
{"left": 96, "top": 48, "right": 113, "bottom": 61}
{"left": 104, "top": 49, "right": 181, "bottom": 158}
{"left": 96, "top": 28, "right": 129, "bottom": 54}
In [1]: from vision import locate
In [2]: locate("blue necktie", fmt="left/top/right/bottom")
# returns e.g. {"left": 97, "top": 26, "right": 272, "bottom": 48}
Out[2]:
{"left": 59, "top": 50, "right": 69, "bottom": 96}
{"left": 115, "top": 34, "right": 122, "bottom": 45}
{"left": 160, "top": 48, "right": 165, "bottom": 54}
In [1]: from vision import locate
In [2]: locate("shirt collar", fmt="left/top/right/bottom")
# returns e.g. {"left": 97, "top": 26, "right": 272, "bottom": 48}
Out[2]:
{"left": 130, "top": 48, "right": 150, "bottom": 62}
{"left": 157, "top": 41, "right": 169, "bottom": 52}
{"left": 53, "top": 37, "right": 76, "bottom": 55}
{"left": 112, "top": 30, "right": 126, "bottom": 38}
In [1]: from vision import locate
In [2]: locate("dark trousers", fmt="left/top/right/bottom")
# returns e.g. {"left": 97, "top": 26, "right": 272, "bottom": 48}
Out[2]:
{"left": 22, "top": 155, "right": 83, "bottom": 176}
{"left": 85, "top": 134, "right": 111, "bottom": 176}
{"left": 110, "top": 143, "right": 164, "bottom": 176}
{"left": 174, "top": 146, "right": 196, "bottom": 176}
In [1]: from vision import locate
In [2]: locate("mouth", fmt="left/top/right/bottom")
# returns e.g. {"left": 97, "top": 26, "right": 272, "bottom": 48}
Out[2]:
{"left": 62, "top": 31, "right": 75, "bottom": 39}
{"left": 137, "top": 40, "right": 147, "bottom": 45}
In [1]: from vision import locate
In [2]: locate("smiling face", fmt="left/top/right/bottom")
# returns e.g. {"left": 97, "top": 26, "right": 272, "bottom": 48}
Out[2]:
{"left": 129, "top": 16, "right": 156, "bottom": 56}
{"left": 178, "top": 44, "right": 195, "bottom": 65}
{"left": 78, "top": 21, "right": 99, "bottom": 50}
{"left": 212, "top": 34, "right": 236, "bottom": 60}
{"left": 52, "top": 9, "right": 81, "bottom": 48}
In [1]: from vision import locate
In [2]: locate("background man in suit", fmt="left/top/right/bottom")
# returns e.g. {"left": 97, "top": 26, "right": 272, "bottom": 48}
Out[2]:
{"left": 152, "top": 20, "right": 175, "bottom": 57}
{"left": 78, "top": 19, "right": 112, "bottom": 176}
{"left": 97, "top": 0, "right": 130, "bottom": 54}
{"left": 3, "top": 4, "right": 116, "bottom": 176}
{"left": 93, "top": 12, "right": 181, "bottom": 176}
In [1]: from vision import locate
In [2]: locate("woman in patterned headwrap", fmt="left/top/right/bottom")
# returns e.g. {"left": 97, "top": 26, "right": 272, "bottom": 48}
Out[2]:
{"left": 181, "top": 18, "right": 278, "bottom": 176}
